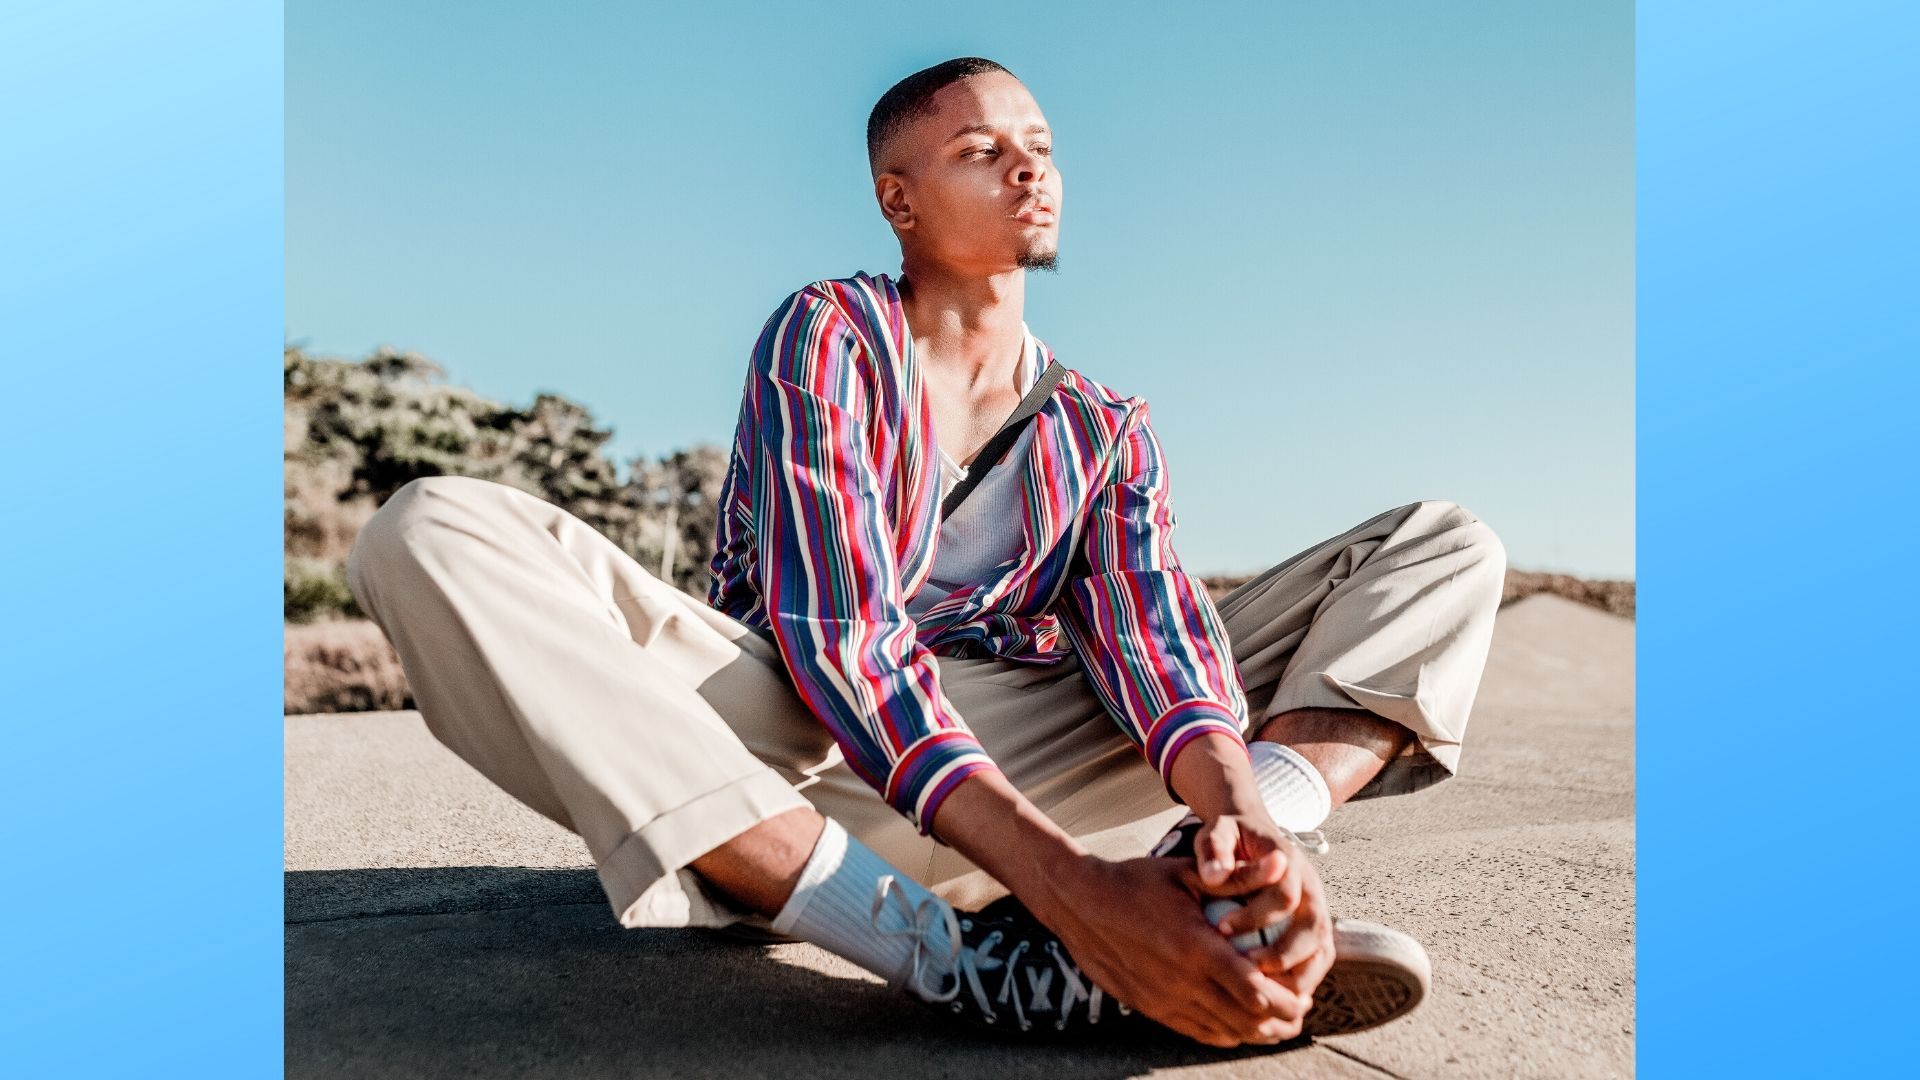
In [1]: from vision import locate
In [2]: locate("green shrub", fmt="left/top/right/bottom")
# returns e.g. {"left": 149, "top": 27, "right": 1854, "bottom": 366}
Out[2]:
{"left": 286, "top": 557, "right": 361, "bottom": 623}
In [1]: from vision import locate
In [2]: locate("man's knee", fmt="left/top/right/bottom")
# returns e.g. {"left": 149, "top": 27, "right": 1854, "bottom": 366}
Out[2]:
{"left": 1403, "top": 499, "right": 1507, "bottom": 578}
{"left": 345, "top": 475, "right": 479, "bottom": 607}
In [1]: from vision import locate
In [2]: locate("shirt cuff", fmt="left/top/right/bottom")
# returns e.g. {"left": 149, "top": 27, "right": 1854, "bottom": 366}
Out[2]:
{"left": 1144, "top": 699, "right": 1251, "bottom": 799}
{"left": 885, "top": 729, "right": 1001, "bottom": 836}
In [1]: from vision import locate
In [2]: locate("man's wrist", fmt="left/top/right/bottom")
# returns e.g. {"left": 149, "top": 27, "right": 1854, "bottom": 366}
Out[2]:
{"left": 1168, "top": 731, "right": 1269, "bottom": 822}
{"left": 928, "top": 768, "right": 1095, "bottom": 921}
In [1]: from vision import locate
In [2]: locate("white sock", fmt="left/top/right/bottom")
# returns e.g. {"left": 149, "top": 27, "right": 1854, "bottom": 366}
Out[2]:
{"left": 768, "top": 818, "right": 956, "bottom": 999}
{"left": 1249, "top": 741, "right": 1333, "bottom": 834}
{"left": 1152, "top": 741, "right": 1333, "bottom": 857}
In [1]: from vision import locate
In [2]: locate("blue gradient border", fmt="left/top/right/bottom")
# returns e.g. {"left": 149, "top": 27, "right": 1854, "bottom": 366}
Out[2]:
{"left": 1640, "top": 3, "right": 1917, "bottom": 1076}
{"left": 3, "top": 1, "right": 1917, "bottom": 1075}
{"left": 0, "top": 2, "right": 284, "bottom": 1075}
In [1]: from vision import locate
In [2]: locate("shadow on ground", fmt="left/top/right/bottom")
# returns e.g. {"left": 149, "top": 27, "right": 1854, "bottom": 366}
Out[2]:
{"left": 287, "top": 865, "right": 606, "bottom": 923}
{"left": 287, "top": 868, "right": 1341, "bottom": 1080}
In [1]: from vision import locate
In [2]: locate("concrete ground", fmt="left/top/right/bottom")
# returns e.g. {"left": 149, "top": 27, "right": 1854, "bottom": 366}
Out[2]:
{"left": 286, "top": 593, "right": 1634, "bottom": 1079}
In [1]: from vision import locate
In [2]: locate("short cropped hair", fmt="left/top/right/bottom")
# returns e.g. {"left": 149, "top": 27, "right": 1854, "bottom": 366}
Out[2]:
{"left": 866, "top": 57, "right": 1014, "bottom": 177}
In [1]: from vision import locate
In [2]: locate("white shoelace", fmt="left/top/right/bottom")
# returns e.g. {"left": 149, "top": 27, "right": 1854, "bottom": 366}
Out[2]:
{"left": 869, "top": 875, "right": 963, "bottom": 1002}
{"left": 869, "top": 876, "right": 1112, "bottom": 1031}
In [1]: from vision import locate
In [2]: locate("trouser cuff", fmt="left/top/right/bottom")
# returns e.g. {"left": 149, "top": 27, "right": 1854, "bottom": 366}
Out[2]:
{"left": 599, "top": 769, "right": 811, "bottom": 929}
{"left": 1264, "top": 672, "right": 1463, "bottom": 800}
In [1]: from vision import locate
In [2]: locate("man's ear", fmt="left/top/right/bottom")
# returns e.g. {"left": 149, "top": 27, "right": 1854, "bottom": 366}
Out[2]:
{"left": 875, "top": 174, "right": 914, "bottom": 232}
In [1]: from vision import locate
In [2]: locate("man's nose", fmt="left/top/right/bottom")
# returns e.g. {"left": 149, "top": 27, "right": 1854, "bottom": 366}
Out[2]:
{"left": 1009, "top": 147, "right": 1048, "bottom": 185}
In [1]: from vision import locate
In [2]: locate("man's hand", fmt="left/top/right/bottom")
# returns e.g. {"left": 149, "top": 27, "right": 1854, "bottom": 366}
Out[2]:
{"left": 1165, "top": 733, "right": 1339, "bottom": 1005}
{"left": 1040, "top": 853, "right": 1311, "bottom": 1047}
{"left": 929, "top": 770, "right": 1306, "bottom": 1047}
{"left": 1189, "top": 812, "right": 1337, "bottom": 1004}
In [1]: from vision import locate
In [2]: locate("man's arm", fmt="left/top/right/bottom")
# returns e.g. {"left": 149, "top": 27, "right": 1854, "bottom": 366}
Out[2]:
{"left": 1057, "top": 397, "right": 1337, "bottom": 1004}
{"left": 742, "top": 284, "right": 995, "bottom": 831}
{"left": 1057, "top": 397, "right": 1253, "bottom": 787}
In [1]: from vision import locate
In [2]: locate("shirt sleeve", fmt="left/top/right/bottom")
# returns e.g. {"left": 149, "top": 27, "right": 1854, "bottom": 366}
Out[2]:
{"left": 741, "top": 285, "right": 1001, "bottom": 833}
{"left": 1058, "top": 398, "right": 1252, "bottom": 792}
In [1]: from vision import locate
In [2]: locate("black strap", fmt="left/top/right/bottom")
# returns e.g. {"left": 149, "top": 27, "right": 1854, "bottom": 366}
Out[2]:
{"left": 940, "top": 359, "right": 1065, "bottom": 519}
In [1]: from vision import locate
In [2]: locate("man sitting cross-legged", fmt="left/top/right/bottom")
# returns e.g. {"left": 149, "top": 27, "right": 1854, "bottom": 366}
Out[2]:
{"left": 345, "top": 57, "right": 1505, "bottom": 1049}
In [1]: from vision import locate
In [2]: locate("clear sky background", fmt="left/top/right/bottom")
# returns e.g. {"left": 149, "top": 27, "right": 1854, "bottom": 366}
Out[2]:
{"left": 287, "top": 0, "right": 1632, "bottom": 578}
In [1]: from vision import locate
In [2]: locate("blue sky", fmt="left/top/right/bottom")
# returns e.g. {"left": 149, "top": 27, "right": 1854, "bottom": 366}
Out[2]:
{"left": 287, "top": 0, "right": 1632, "bottom": 578}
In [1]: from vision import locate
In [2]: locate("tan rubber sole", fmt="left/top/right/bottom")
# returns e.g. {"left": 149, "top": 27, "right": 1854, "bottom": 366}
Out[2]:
{"left": 1303, "top": 918, "right": 1433, "bottom": 1038}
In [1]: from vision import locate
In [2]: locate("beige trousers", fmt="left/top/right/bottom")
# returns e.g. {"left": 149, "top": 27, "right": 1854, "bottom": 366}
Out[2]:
{"left": 345, "top": 476, "right": 1504, "bottom": 930}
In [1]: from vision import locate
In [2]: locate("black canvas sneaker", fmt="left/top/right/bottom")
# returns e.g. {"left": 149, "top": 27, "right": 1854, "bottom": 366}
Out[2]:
{"left": 873, "top": 876, "right": 1143, "bottom": 1036}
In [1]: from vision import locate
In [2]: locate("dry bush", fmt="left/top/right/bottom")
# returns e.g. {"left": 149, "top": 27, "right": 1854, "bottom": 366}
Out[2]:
{"left": 1499, "top": 569, "right": 1635, "bottom": 618}
{"left": 285, "top": 619, "right": 412, "bottom": 714}
{"left": 283, "top": 346, "right": 731, "bottom": 621}
{"left": 1202, "top": 568, "right": 1635, "bottom": 619}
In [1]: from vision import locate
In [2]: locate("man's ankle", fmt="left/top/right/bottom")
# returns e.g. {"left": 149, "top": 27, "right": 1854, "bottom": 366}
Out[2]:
{"left": 1252, "top": 707, "right": 1410, "bottom": 805}
{"left": 689, "top": 806, "right": 826, "bottom": 918}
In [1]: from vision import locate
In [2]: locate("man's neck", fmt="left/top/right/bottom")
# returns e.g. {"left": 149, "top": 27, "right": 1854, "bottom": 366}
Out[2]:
{"left": 897, "top": 257, "right": 1027, "bottom": 393}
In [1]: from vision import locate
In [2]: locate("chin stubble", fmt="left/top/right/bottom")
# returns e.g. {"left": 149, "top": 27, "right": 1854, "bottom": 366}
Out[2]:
{"left": 1016, "top": 249, "right": 1061, "bottom": 273}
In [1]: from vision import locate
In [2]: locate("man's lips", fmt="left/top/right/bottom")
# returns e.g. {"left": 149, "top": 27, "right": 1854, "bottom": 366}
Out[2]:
{"left": 1013, "top": 200, "right": 1057, "bottom": 223}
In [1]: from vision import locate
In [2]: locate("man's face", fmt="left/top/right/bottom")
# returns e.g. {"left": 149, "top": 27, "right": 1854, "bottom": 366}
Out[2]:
{"left": 878, "top": 71, "right": 1063, "bottom": 273}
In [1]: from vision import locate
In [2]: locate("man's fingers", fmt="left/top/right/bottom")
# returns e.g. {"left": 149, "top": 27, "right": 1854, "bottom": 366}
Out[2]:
{"left": 1281, "top": 902, "right": 1330, "bottom": 972}
{"left": 1195, "top": 934, "right": 1273, "bottom": 1014}
{"left": 1267, "top": 936, "right": 1336, "bottom": 1006}
{"left": 1146, "top": 1001, "right": 1234, "bottom": 1048}
{"left": 1248, "top": 880, "right": 1329, "bottom": 975}
{"left": 1196, "top": 818, "right": 1239, "bottom": 885}
{"left": 1179, "top": 1013, "right": 1243, "bottom": 1049}
{"left": 1257, "top": 887, "right": 1323, "bottom": 972}
{"left": 1195, "top": 934, "right": 1307, "bottom": 1023}
{"left": 1279, "top": 922, "right": 1324, "bottom": 974}
{"left": 1219, "top": 873, "right": 1302, "bottom": 936}
{"left": 1252, "top": 915, "right": 1325, "bottom": 977}
{"left": 1298, "top": 939, "right": 1337, "bottom": 998}
{"left": 1203, "top": 975, "right": 1304, "bottom": 1042}
{"left": 1118, "top": 970, "right": 1246, "bottom": 1048}
{"left": 1193, "top": 933, "right": 1314, "bottom": 1038}
{"left": 1183, "top": 969, "right": 1269, "bottom": 1041}
{"left": 1185, "top": 850, "right": 1287, "bottom": 899}
{"left": 1250, "top": 970, "right": 1309, "bottom": 1024}
{"left": 1256, "top": 1014, "right": 1306, "bottom": 1044}
{"left": 1217, "top": 847, "right": 1287, "bottom": 895}
{"left": 1259, "top": 903, "right": 1336, "bottom": 1000}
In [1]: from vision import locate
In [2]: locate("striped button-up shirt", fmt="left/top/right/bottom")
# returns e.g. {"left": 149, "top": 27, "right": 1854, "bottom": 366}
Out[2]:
{"left": 708, "top": 271, "right": 1249, "bottom": 833}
